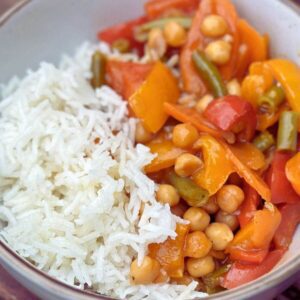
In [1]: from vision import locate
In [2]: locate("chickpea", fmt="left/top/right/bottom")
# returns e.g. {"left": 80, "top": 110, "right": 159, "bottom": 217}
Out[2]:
{"left": 186, "top": 256, "right": 215, "bottom": 277}
{"left": 205, "top": 222, "right": 234, "bottom": 251}
{"left": 147, "top": 28, "right": 167, "bottom": 59}
{"left": 201, "top": 15, "right": 228, "bottom": 38}
{"left": 130, "top": 256, "right": 160, "bottom": 284}
{"left": 196, "top": 94, "right": 214, "bottom": 113}
{"left": 163, "top": 21, "right": 187, "bottom": 47}
{"left": 175, "top": 153, "right": 203, "bottom": 177}
{"left": 183, "top": 207, "right": 210, "bottom": 231}
{"left": 215, "top": 210, "right": 239, "bottom": 231}
{"left": 172, "top": 123, "right": 199, "bottom": 148}
{"left": 227, "top": 79, "right": 241, "bottom": 96}
{"left": 185, "top": 231, "right": 212, "bottom": 258}
{"left": 216, "top": 184, "right": 245, "bottom": 213}
{"left": 202, "top": 196, "right": 219, "bottom": 214}
{"left": 156, "top": 184, "right": 180, "bottom": 207}
{"left": 204, "top": 40, "right": 232, "bottom": 66}
{"left": 135, "top": 121, "right": 153, "bottom": 144}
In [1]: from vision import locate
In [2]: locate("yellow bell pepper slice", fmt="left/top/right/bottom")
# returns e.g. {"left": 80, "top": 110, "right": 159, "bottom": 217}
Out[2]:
{"left": 129, "top": 61, "right": 180, "bottom": 133}
{"left": 267, "top": 59, "right": 300, "bottom": 113}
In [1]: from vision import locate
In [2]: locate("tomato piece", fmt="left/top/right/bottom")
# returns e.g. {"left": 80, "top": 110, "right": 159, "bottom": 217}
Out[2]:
{"left": 149, "top": 224, "right": 189, "bottom": 278}
{"left": 204, "top": 96, "right": 257, "bottom": 142}
{"left": 145, "top": 0, "right": 200, "bottom": 19}
{"left": 106, "top": 60, "right": 153, "bottom": 100}
{"left": 98, "top": 16, "right": 147, "bottom": 55}
{"left": 221, "top": 249, "right": 285, "bottom": 289}
{"left": 274, "top": 202, "right": 300, "bottom": 250}
{"left": 266, "top": 151, "right": 300, "bottom": 204}
{"left": 238, "top": 184, "right": 260, "bottom": 228}
{"left": 286, "top": 152, "right": 300, "bottom": 196}
{"left": 229, "top": 248, "right": 268, "bottom": 264}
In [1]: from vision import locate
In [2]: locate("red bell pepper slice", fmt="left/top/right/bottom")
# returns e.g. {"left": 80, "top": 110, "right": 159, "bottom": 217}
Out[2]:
{"left": 145, "top": 0, "right": 200, "bottom": 19}
{"left": 229, "top": 248, "right": 268, "bottom": 264}
{"left": 221, "top": 249, "right": 285, "bottom": 289}
{"left": 106, "top": 60, "right": 153, "bottom": 100}
{"left": 266, "top": 151, "right": 300, "bottom": 204}
{"left": 98, "top": 16, "right": 147, "bottom": 56}
{"left": 204, "top": 96, "right": 257, "bottom": 142}
{"left": 238, "top": 184, "right": 260, "bottom": 228}
{"left": 274, "top": 202, "right": 300, "bottom": 250}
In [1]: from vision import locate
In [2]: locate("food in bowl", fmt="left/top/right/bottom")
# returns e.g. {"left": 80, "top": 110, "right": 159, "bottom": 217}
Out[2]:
{"left": 0, "top": 0, "right": 300, "bottom": 299}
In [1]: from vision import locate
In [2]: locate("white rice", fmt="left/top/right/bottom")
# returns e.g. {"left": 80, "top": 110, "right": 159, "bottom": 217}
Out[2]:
{"left": 0, "top": 42, "right": 207, "bottom": 299}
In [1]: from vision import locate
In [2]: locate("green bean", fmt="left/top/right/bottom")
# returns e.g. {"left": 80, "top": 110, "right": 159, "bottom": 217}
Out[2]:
{"left": 277, "top": 111, "right": 299, "bottom": 151}
{"left": 203, "top": 264, "right": 231, "bottom": 294}
{"left": 258, "top": 85, "right": 285, "bottom": 113}
{"left": 140, "top": 17, "right": 192, "bottom": 31}
{"left": 134, "top": 17, "right": 192, "bottom": 42}
{"left": 112, "top": 38, "right": 130, "bottom": 53}
{"left": 253, "top": 131, "right": 275, "bottom": 152}
{"left": 192, "top": 50, "right": 227, "bottom": 98}
{"left": 91, "top": 51, "right": 106, "bottom": 89}
{"left": 168, "top": 171, "right": 209, "bottom": 207}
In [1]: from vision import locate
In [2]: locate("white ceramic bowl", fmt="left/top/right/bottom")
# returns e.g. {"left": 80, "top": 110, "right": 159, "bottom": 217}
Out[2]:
{"left": 0, "top": 1, "right": 300, "bottom": 299}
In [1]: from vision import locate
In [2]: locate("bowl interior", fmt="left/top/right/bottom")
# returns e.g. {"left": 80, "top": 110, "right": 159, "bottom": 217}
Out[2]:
{"left": 0, "top": 0, "right": 300, "bottom": 299}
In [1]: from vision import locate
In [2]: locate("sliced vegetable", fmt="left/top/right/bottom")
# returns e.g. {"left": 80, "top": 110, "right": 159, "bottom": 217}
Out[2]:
{"left": 129, "top": 61, "right": 180, "bottom": 133}
{"left": 192, "top": 51, "right": 227, "bottom": 97}
{"left": 253, "top": 131, "right": 275, "bottom": 152}
{"left": 98, "top": 16, "right": 147, "bottom": 55}
{"left": 204, "top": 95, "right": 257, "bottom": 142}
{"left": 180, "top": 0, "right": 239, "bottom": 95}
{"left": 145, "top": 0, "right": 200, "bottom": 19}
{"left": 91, "top": 51, "right": 106, "bottom": 89}
{"left": 238, "top": 184, "right": 260, "bottom": 228}
{"left": 145, "top": 141, "right": 186, "bottom": 174}
{"left": 229, "top": 248, "right": 268, "bottom": 264}
{"left": 203, "top": 265, "right": 231, "bottom": 294}
{"left": 258, "top": 86, "right": 285, "bottom": 114}
{"left": 237, "top": 19, "right": 268, "bottom": 64}
{"left": 192, "top": 135, "right": 234, "bottom": 195}
{"left": 164, "top": 103, "right": 225, "bottom": 139}
{"left": 229, "top": 143, "right": 265, "bottom": 171}
{"left": 267, "top": 59, "right": 300, "bottom": 113}
{"left": 266, "top": 151, "right": 300, "bottom": 204}
{"left": 277, "top": 111, "right": 299, "bottom": 151}
{"left": 221, "top": 141, "right": 271, "bottom": 202}
{"left": 140, "top": 17, "right": 192, "bottom": 31}
{"left": 228, "top": 204, "right": 281, "bottom": 253}
{"left": 222, "top": 250, "right": 285, "bottom": 289}
{"left": 274, "top": 202, "right": 300, "bottom": 250}
{"left": 286, "top": 152, "right": 300, "bottom": 196}
{"left": 148, "top": 223, "right": 189, "bottom": 278}
{"left": 168, "top": 171, "right": 209, "bottom": 207}
{"left": 106, "top": 60, "right": 153, "bottom": 99}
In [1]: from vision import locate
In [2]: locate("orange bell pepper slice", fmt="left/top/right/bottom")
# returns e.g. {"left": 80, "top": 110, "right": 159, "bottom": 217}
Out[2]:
{"left": 220, "top": 141, "right": 271, "bottom": 201}
{"left": 192, "top": 135, "right": 234, "bottom": 195}
{"left": 267, "top": 59, "right": 300, "bottom": 113}
{"left": 180, "top": 0, "right": 239, "bottom": 95}
{"left": 129, "top": 61, "right": 180, "bottom": 133}
{"left": 228, "top": 204, "right": 281, "bottom": 252}
{"left": 145, "top": 140, "right": 186, "bottom": 173}
{"left": 285, "top": 152, "right": 300, "bottom": 196}
{"left": 148, "top": 223, "right": 189, "bottom": 278}
{"left": 145, "top": 0, "right": 200, "bottom": 19}
{"left": 164, "top": 103, "right": 231, "bottom": 140}
{"left": 237, "top": 19, "right": 268, "bottom": 64}
{"left": 229, "top": 248, "right": 268, "bottom": 264}
{"left": 229, "top": 143, "right": 265, "bottom": 171}
{"left": 257, "top": 103, "right": 288, "bottom": 131}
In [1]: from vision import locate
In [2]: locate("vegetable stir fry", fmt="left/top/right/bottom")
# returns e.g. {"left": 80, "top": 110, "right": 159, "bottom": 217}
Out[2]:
{"left": 94, "top": 0, "right": 300, "bottom": 294}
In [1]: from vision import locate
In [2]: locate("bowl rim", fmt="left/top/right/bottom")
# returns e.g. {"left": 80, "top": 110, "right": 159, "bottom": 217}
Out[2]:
{"left": 0, "top": 0, "right": 300, "bottom": 299}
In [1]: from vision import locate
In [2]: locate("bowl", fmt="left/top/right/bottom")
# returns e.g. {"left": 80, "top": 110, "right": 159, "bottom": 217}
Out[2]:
{"left": 0, "top": 0, "right": 300, "bottom": 299}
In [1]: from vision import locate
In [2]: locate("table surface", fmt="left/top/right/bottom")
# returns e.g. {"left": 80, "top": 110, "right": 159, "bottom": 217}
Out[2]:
{"left": 0, "top": 1, "right": 300, "bottom": 300}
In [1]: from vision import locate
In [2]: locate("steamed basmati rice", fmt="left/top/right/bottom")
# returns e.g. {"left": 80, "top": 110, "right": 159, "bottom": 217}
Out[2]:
{"left": 0, "top": 42, "right": 207, "bottom": 299}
